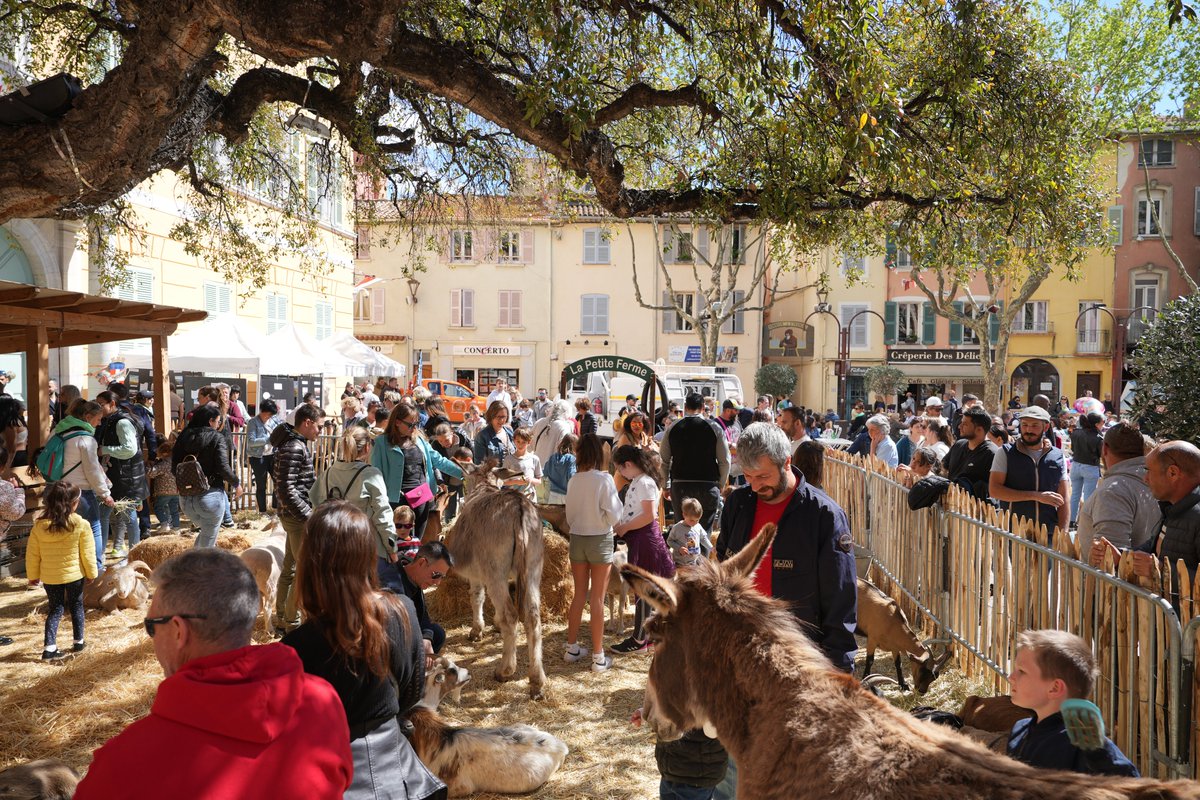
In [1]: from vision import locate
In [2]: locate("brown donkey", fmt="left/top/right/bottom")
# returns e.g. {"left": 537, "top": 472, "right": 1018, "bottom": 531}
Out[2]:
{"left": 621, "top": 524, "right": 1200, "bottom": 800}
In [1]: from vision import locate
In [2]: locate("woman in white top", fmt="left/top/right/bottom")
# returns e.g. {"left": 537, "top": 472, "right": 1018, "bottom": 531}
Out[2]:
{"left": 924, "top": 417, "right": 953, "bottom": 463}
{"left": 610, "top": 444, "right": 675, "bottom": 653}
{"left": 54, "top": 399, "right": 115, "bottom": 574}
{"left": 563, "top": 433, "right": 622, "bottom": 672}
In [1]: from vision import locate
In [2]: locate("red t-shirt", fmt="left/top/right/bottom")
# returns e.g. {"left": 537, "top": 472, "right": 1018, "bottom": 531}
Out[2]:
{"left": 749, "top": 496, "right": 790, "bottom": 597}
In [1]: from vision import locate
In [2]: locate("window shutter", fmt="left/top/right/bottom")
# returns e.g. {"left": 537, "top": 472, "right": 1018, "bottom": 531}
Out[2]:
{"left": 580, "top": 295, "right": 593, "bottom": 333}
{"left": 722, "top": 290, "right": 746, "bottom": 334}
{"left": 695, "top": 228, "right": 710, "bottom": 263}
{"left": 440, "top": 229, "right": 451, "bottom": 263}
{"left": 498, "top": 291, "right": 510, "bottom": 327}
{"left": 463, "top": 289, "right": 474, "bottom": 327}
{"left": 481, "top": 230, "right": 496, "bottom": 262}
{"left": 1109, "top": 206, "right": 1124, "bottom": 245}
{"left": 921, "top": 302, "right": 936, "bottom": 344}
{"left": 883, "top": 301, "right": 897, "bottom": 345}
{"left": 949, "top": 301, "right": 964, "bottom": 345}
{"left": 511, "top": 290, "right": 521, "bottom": 326}
{"left": 989, "top": 301, "right": 1002, "bottom": 343}
{"left": 661, "top": 290, "right": 674, "bottom": 333}
{"left": 885, "top": 236, "right": 897, "bottom": 269}
{"left": 1194, "top": 190, "right": 1200, "bottom": 236}
{"left": 583, "top": 229, "right": 596, "bottom": 263}
{"left": 521, "top": 230, "right": 534, "bottom": 263}
{"left": 450, "top": 289, "right": 462, "bottom": 327}
{"left": 596, "top": 294, "right": 608, "bottom": 333}
{"left": 356, "top": 226, "right": 371, "bottom": 260}
{"left": 662, "top": 228, "right": 676, "bottom": 265}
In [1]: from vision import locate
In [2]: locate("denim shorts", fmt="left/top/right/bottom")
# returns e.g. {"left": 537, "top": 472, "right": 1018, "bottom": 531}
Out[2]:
{"left": 569, "top": 533, "right": 614, "bottom": 564}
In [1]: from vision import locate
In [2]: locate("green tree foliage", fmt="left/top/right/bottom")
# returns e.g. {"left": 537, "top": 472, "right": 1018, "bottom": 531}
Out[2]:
{"left": 755, "top": 362, "right": 797, "bottom": 400}
{"left": 0, "top": 0, "right": 1113, "bottom": 289}
{"left": 1128, "top": 295, "right": 1200, "bottom": 441}
{"left": 863, "top": 365, "right": 907, "bottom": 403}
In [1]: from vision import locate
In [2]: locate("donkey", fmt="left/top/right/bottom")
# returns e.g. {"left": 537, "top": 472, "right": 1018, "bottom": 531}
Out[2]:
{"left": 447, "top": 460, "right": 547, "bottom": 699}
{"left": 621, "top": 524, "right": 1200, "bottom": 800}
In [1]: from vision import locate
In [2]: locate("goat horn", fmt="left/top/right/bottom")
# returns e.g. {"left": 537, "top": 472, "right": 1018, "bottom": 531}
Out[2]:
{"left": 861, "top": 674, "right": 900, "bottom": 689}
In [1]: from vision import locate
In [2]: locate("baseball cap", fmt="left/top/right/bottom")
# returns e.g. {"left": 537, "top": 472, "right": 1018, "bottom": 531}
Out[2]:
{"left": 722, "top": 399, "right": 740, "bottom": 411}
{"left": 1018, "top": 406, "right": 1052, "bottom": 423}
{"left": 137, "top": 388, "right": 154, "bottom": 400}
{"left": 924, "top": 396, "right": 943, "bottom": 407}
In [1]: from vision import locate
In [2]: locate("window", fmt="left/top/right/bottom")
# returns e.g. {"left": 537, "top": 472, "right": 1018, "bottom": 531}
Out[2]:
{"left": 497, "top": 290, "right": 522, "bottom": 328}
{"left": 450, "top": 230, "right": 474, "bottom": 262}
{"left": 583, "top": 228, "right": 610, "bottom": 264}
{"left": 840, "top": 252, "right": 866, "bottom": 277}
{"left": 673, "top": 292, "right": 695, "bottom": 332}
{"left": 674, "top": 229, "right": 694, "bottom": 262}
{"left": 204, "top": 283, "right": 233, "bottom": 318}
{"left": 1131, "top": 277, "right": 1160, "bottom": 340}
{"left": 961, "top": 308, "right": 981, "bottom": 345}
{"left": 266, "top": 293, "right": 288, "bottom": 334}
{"left": 115, "top": 269, "right": 153, "bottom": 354}
{"left": 894, "top": 302, "right": 920, "bottom": 342}
{"left": 306, "top": 142, "right": 343, "bottom": 226}
{"left": 498, "top": 231, "right": 522, "bottom": 263}
{"left": 728, "top": 224, "right": 747, "bottom": 264}
{"left": 353, "top": 287, "right": 384, "bottom": 324}
{"left": 356, "top": 226, "right": 371, "bottom": 260}
{"left": 314, "top": 301, "right": 333, "bottom": 340}
{"left": 1109, "top": 206, "right": 1124, "bottom": 246}
{"left": 1137, "top": 195, "right": 1163, "bottom": 237}
{"left": 841, "top": 303, "right": 869, "bottom": 349}
{"left": 1138, "top": 138, "right": 1174, "bottom": 168}
{"left": 1015, "top": 300, "right": 1048, "bottom": 333}
{"left": 721, "top": 290, "right": 746, "bottom": 334}
{"left": 450, "top": 288, "right": 475, "bottom": 327}
{"left": 1078, "top": 302, "right": 1103, "bottom": 353}
{"left": 581, "top": 294, "right": 609, "bottom": 334}
{"left": 445, "top": 383, "right": 473, "bottom": 398}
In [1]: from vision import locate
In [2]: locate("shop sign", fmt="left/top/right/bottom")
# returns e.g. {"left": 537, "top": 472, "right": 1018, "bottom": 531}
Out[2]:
{"left": 887, "top": 348, "right": 983, "bottom": 365}
{"left": 563, "top": 355, "right": 652, "bottom": 382}
{"left": 451, "top": 345, "right": 522, "bottom": 357}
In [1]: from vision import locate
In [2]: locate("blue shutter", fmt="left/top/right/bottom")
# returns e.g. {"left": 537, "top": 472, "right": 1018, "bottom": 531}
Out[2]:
{"left": 884, "top": 301, "right": 897, "bottom": 345}
{"left": 949, "top": 301, "right": 964, "bottom": 345}
{"left": 922, "top": 302, "right": 936, "bottom": 344}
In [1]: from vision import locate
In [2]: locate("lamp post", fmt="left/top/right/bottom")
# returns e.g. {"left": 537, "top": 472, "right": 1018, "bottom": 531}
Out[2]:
{"left": 803, "top": 288, "right": 841, "bottom": 414}
{"left": 1073, "top": 303, "right": 1157, "bottom": 411}
{"left": 406, "top": 276, "right": 420, "bottom": 388}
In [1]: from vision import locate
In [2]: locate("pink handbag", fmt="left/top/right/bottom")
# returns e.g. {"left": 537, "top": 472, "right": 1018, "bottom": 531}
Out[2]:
{"left": 404, "top": 482, "right": 434, "bottom": 508}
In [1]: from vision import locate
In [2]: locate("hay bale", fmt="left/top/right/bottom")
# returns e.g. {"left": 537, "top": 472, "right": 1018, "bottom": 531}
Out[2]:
{"left": 428, "top": 530, "right": 573, "bottom": 625}
{"left": 128, "top": 531, "right": 255, "bottom": 570}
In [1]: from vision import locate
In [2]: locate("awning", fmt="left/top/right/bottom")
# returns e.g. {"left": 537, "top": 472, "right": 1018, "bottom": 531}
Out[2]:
{"left": 265, "top": 324, "right": 366, "bottom": 377}
{"left": 328, "top": 332, "right": 406, "bottom": 377}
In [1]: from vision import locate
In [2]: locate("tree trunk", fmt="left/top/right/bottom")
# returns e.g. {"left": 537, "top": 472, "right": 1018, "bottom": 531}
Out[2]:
{"left": 981, "top": 335, "right": 1010, "bottom": 412}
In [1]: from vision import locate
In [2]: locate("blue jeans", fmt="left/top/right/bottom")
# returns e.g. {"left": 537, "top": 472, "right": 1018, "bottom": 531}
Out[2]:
{"left": 99, "top": 503, "right": 140, "bottom": 551}
{"left": 154, "top": 495, "right": 181, "bottom": 528}
{"left": 181, "top": 489, "right": 228, "bottom": 548}
{"left": 711, "top": 758, "right": 737, "bottom": 800}
{"left": 1070, "top": 462, "right": 1102, "bottom": 524}
{"left": 661, "top": 780, "right": 715, "bottom": 800}
{"left": 77, "top": 490, "right": 104, "bottom": 573}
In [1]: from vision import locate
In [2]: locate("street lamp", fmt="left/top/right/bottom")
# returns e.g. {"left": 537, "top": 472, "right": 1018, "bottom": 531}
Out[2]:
{"left": 406, "top": 276, "right": 421, "bottom": 387}
{"left": 1072, "top": 303, "right": 1157, "bottom": 410}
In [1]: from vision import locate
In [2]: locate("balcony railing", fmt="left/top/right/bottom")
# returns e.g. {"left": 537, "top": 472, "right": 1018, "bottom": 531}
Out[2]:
{"left": 1076, "top": 329, "right": 1112, "bottom": 355}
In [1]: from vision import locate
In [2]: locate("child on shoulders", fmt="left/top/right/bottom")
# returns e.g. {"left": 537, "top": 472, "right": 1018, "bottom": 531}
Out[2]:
{"left": 666, "top": 497, "right": 713, "bottom": 568}
{"left": 1007, "top": 629, "right": 1138, "bottom": 777}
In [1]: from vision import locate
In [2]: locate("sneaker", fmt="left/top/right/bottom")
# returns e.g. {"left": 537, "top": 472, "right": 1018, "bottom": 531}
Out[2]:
{"left": 591, "top": 652, "right": 613, "bottom": 672}
{"left": 611, "top": 636, "right": 649, "bottom": 654}
{"left": 106, "top": 546, "right": 118, "bottom": 556}
{"left": 72, "top": 642, "right": 86, "bottom": 653}
{"left": 563, "top": 643, "right": 585, "bottom": 663}
{"left": 41, "top": 649, "right": 65, "bottom": 661}
{"left": 0, "top": 635, "right": 13, "bottom": 646}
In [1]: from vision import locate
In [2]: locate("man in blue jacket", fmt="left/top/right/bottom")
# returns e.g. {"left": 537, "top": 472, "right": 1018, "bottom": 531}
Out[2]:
{"left": 715, "top": 422, "right": 857, "bottom": 671}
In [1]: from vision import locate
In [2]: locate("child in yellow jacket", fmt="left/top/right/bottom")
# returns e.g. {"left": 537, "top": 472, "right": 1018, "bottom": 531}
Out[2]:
{"left": 26, "top": 482, "right": 96, "bottom": 661}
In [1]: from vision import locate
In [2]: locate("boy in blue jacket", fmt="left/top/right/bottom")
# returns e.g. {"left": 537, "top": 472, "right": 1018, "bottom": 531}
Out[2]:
{"left": 1006, "top": 629, "right": 1138, "bottom": 777}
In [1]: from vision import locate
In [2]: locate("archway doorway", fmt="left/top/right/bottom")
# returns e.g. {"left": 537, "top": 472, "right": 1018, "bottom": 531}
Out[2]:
{"left": 1010, "top": 359, "right": 1060, "bottom": 407}
{"left": 0, "top": 230, "right": 35, "bottom": 399}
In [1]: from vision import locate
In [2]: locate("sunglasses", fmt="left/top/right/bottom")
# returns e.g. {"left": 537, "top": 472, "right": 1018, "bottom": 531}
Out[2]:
{"left": 430, "top": 571, "right": 446, "bottom": 580}
{"left": 144, "top": 613, "right": 207, "bottom": 637}
{"left": 397, "top": 522, "right": 415, "bottom": 529}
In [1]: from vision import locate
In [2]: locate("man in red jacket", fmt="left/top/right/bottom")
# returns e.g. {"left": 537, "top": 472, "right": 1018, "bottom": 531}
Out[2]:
{"left": 74, "top": 549, "right": 353, "bottom": 799}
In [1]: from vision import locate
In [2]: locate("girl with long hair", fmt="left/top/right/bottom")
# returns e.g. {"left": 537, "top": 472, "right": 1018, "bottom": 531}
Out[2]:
{"left": 283, "top": 502, "right": 445, "bottom": 800}
{"left": 610, "top": 444, "right": 675, "bottom": 653}
{"left": 26, "top": 481, "right": 95, "bottom": 660}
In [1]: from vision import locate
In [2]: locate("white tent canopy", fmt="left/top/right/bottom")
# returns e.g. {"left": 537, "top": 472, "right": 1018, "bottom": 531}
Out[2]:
{"left": 328, "top": 332, "right": 406, "bottom": 378}
{"left": 265, "top": 324, "right": 365, "bottom": 377}
{"left": 123, "top": 317, "right": 270, "bottom": 374}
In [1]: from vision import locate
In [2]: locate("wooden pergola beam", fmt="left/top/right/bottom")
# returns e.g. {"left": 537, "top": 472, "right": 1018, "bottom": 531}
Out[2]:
{"left": 25, "top": 292, "right": 85, "bottom": 309}
{"left": 0, "top": 286, "right": 39, "bottom": 303}
{"left": 70, "top": 299, "right": 123, "bottom": 315}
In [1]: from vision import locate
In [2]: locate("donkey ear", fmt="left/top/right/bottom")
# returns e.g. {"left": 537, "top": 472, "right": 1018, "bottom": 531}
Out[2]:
{"left": 722, "top": 523, "right": 778, "bottom": 581}
{"left": 621, "top": 563, "right": 679, "bottom": 618}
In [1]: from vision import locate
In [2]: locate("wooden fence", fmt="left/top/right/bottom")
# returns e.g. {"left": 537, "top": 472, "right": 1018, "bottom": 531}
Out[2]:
{"left": 823, "top": 450, "right": 1192, "bottom": 781}
{"left": 227, "top": 431, "right": 340, "bottom": 511}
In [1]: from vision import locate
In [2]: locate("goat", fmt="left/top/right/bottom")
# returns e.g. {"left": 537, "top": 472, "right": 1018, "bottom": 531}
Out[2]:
{"left": 407, "top": 656, "right": 569, "bottom": 797}
{"left": 620, "top": 524, "right": 1200, "bottom": 800}
{"left": 238, "top": 532, "right": 285, "bottom": 636}
{"left": 82, "top": 561, "right": 151, "bottom": 611}
{"left": 0, "top": 758, "right": 79, "bottom": 800}
{"left": 605, "top": 548, "right": 630, "bottom": 635}
{"left": 446, "top": 459, "right": 547, "bottom": 699}
{"left": 855, "top": 578, "right": 950, "bottom": 693}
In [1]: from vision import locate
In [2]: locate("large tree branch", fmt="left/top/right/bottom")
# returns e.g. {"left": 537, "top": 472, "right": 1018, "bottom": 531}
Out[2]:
{"left": 593, "top": 79, "right": 719, "bottom": 126}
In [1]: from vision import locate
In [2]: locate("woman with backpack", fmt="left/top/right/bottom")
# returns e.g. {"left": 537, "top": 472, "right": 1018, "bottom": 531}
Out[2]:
{"left": 52, "top": 399, "right": 115, "bottom": 573}
{"left": 172, "top": 405, "right": 242, "bottom": 548}
{"left": 310, "top": 427, "right": 396, "bottom": 585}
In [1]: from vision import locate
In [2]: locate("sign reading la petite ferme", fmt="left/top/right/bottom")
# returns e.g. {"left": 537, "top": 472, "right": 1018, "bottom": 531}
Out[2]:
{"left": 887, "top": 348, "right": 982, "bottom": 365}
{"left": 564, "top": 356, "right": 652, "bottom": 381}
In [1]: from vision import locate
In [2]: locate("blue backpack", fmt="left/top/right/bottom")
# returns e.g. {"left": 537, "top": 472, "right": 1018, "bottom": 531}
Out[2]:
{"left": 33, "top": 428, "right": 91, "bottom": 481}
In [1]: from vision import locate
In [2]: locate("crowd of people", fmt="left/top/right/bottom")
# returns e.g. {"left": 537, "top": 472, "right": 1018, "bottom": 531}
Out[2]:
{"left": 7, "top": 372, "right": 1193, "bottom": 798}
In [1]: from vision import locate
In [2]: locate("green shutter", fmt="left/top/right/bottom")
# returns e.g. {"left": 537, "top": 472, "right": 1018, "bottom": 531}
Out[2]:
{"left": 885, "top": 235, "right": 898, "bottom": 270}
{"left": 949, "top": 301, "right": 964, "bottom": 345}
{"left": 922, "top": 302, "right": 936, "bottom": 344}
{"left": 884, "top": 301, "right": 897, "bottom": 345}
{"left": 989, "top": 301, "right": 1003, "bottom": 343}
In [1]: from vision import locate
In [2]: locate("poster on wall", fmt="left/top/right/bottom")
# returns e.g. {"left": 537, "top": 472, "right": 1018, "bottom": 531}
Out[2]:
{"left": 667, "top": 346, "right": 739, "bottom": 364}
{"left": 762, "top": 321, "right": 814, "bottom": 360}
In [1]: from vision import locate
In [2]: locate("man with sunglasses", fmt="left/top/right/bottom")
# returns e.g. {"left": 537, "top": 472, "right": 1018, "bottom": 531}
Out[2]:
{"left": 73, "top": 549, "right": 352, "bottom": 799}
{"left": 398, "top": 541, "right": 454, "bottom": 669}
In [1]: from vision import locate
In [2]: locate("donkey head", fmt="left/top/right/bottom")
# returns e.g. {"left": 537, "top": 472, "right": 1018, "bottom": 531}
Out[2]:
{"left": 460, "top": 457, "right": 502, "bottom": 496}
{"left": 621, "top": 523, "right": 780, "bottom": 742}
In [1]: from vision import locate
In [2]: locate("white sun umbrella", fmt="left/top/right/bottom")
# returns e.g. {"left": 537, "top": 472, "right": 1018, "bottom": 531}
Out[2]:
{"left": 327, "top": 331, "right": 406, "bottom": 378}
{"left": 265, "top": 324, "right": 366, "bottom": 377}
